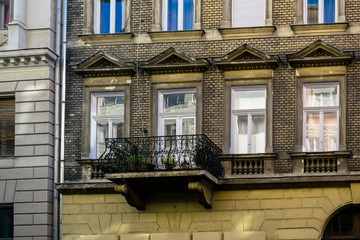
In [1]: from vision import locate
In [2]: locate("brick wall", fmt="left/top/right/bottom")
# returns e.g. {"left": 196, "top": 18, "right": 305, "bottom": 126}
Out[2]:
{"left": 64, "top": 0, "right": 360, "bottom": 180}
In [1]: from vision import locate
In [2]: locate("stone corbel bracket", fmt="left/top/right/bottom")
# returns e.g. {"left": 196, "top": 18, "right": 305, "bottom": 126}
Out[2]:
{"left": 188, "top": 182, "right": 213, "bottom": 209}
{"left": 114, "top": 184, "right": 145, "bottom": 211}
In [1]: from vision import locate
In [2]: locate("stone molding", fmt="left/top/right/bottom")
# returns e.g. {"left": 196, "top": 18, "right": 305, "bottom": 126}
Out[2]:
{"left": 290, "top": 22, "right": 349, "bottom": 35}
{"left": 147, "top": 29, "right": 205, "bottom": 42}
{"left": 218, "top": 26, "right": 276, "bottom": 39}
{"left": 79, "top": 32, "right": 134, "bottom": 44}
{"left": 0, "top": 48, "right": 57, "bottom": 68}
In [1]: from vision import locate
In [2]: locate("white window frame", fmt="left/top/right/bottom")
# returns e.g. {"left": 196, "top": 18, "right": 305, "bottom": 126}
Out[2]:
{"left": 90, "top": 92, "right": 125, "bottom": 158}
{"left": 231, "top": 85, "right": 266, "bottom": 154}
{"left": 231, "top": 0, "right": 266, "bottom": 28}
{"left": 303, "top": 0, "right": 338, "bottom": 24}
{"left": 94, "top": 0, "right": 125, "bottom": 34}
{"left": 161, "top": 0, "right": 194, "bottom": 31}
{"left": 302, "top": 82, "right": 339, "bottom": 152}
{"left": 158, "top": 88, "right": 196, "bottom": 136}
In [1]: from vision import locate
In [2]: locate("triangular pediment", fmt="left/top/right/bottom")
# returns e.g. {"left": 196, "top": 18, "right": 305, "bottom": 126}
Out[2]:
{"left": 141, "top": 47, "right": 209, "bottom": 73}
{"left": 287, "top": 40, "right": 353, "bottom": 67}
{"left": 213, "top": 44, "right": 279, "bottom": 70}
{"left": 73, "top": 51, "right": 136, "bottom": 76}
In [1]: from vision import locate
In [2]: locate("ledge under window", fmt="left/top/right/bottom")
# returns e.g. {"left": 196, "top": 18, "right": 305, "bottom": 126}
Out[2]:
{"left": 290, "top": 22, "right": 349, "bottom": 35}
{"left": 218, "top": 26, "right": 276, "bottom": 39}
{"left": 79, "top": 32, "right": 134, "bottom": 45}
{"left": 220, "top": 153, "right": 277, "bottom": 178}
{"left": 289, "top": 151, "right": 351, "bottom": 175}
{"left": 147, "top": 29, "right": 205, "bottom": 42}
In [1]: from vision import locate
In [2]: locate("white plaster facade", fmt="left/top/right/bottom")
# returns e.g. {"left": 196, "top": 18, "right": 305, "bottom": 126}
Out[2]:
{"left": 0, "top": 0, "right": 62, "bottom": 239}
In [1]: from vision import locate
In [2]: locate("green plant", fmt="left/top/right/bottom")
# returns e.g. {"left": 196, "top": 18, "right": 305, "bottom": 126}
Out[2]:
{"left": 161, "top": 156, "right": 177, "bottom": 166}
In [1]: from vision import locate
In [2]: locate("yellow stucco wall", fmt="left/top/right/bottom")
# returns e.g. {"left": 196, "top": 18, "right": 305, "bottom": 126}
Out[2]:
{"left": 61, "top": 185, "right": 360, "bottom": 240}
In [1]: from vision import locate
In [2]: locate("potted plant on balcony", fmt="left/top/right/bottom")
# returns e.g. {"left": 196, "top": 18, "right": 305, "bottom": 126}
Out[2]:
{"left": 161, "top": 156, "right": 177, "bottom": 170}
{"left": 181, "top": 160, "right": 190, "bottom": 169}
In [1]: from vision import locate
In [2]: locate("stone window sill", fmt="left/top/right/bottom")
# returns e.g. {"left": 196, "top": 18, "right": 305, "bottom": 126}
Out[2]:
{"left": 0, "top": 156, "right": 14, "bottom": 168}
{"left": 78, "top": 32, "right": 134, "bottom": 45}
{"left": 220, "top": 153, "right": 277, "bottom": 178}
{"left": 290, "top": 22, "right": 349, "bottom": 35}
{"left": 147, "top": 29, "right": 205, "bottom": 42}
{"left": 218, "top": 26, "right": 276, "bottom": 39}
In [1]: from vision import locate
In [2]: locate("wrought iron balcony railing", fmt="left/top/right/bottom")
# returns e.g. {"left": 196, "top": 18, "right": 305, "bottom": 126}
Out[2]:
{"left": 99, "top": 134, "right": 224, "bottom": 178}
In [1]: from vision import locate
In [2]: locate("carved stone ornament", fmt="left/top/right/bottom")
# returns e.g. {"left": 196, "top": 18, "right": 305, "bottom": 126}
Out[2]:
{"left": 0, "top": 31, "right": 8, "bottom": 47}
{"left": 286, "top": 40, "right": 353, "bottom": 68}
{"left": 188, "top": 182, "right": 213, "bottom": 209}
{"left": 72, "top": 50, "right": 136, "bottom": 77}
{"left": 212, "top": 44, "right": 279, "bottom": 70}
{"left": 114, "top": 184, "right": 145, "bottom": 210}
{"left": 141, "top": 47, "right": 209, "bottom": 74}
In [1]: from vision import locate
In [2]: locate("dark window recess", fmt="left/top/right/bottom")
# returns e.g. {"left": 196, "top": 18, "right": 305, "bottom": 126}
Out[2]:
{"left": 0, "top": 206, "right": 13, "bottom": 239}
{"left": 0, "top": 97, "right": 15, "bottom": 157}
{"left": 323, "top": 206, "right": 360, "bottom": 239}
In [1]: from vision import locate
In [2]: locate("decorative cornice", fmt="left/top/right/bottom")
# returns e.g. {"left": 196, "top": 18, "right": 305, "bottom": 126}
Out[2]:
{"left": 79, "top": 32, "right": 134, "bottom": 44}
{"left": 213, "top": 44, "right": 279, "bottom": 70}
{"left": 0, "top": 48, "right": 57, "bottom": 68}
{"left": 286, "top": 40, "right": 353, "bottom": 68}
{"left": 290, "top": 22, "right": 349, "bottom": 35}
{"left": 141, "top": 47, "right": 209, "bottom": 74}
{"left": 218, "top": 26, "right": 276, "bottom": 39}
{"left": 72, "top": 50, "right": 136, "bottom": 77}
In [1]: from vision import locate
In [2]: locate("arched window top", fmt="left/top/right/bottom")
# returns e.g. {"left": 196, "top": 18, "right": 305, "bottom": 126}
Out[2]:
{"left": 323, "top": 206, "right": 360, "bottom": 239}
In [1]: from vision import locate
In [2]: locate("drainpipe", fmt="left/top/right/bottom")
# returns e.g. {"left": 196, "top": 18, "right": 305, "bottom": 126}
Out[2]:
{"left": 54, "top": 0, "right": 64, "bottom": 239}
{"left": 59, "top": 0, "right": 68, "bottom": 238}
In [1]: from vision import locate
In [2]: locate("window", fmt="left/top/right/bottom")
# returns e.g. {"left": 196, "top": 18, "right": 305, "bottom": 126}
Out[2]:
{"left": 303, "top": 83, "right": 339, "bottom": 152}
{"left": 94, "top": 0, "right": 125, "bottom": 33}
{"left": 232, "top": 0, "right": 266, "bottom": 27}
{"left": 158, "top": 89, "right": 196, "bottom": 136}
{"left": 304, "top": 0, "right": 336, "bottom": 24}
{"left": 231, "top": 86, "right": 266, "bottom": 154}
{"left": 90, "top": 92, "right": 125, "bottom": 158}
{"left": 162, "top": 0, "right": 194, "bottom": 31}
{"left": 0, "top": 97, "right": 14, "bottom": 157}
{"left": 0, "top": 0, "right": 10, "bottom": 29}
{"left": 0, "top": 206, "right": 13, "bottom": 240}
{"left": 323, "top": 206, "right": 360, "bottom": 239}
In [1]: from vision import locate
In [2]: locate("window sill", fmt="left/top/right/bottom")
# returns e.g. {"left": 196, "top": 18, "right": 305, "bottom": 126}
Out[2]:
{"left": 0, "top": 156, "right": 14, "bottom": 168}
{"left": 290, "top": 22, "right": 349, "bottom": 35}
{"left": 289, "top": 151, "right": 351, "bottom": 175}
{"left": 79, "top": 32, "right": 134, "bottom": 44}
{"left": 218, "top": 26, "right": 276, "bottom": 39}
{"left": 147, "top": 29, "right": 205, "bottom": 42}
{"left": 220, "top": 153, "right": 277, "bottom": 178}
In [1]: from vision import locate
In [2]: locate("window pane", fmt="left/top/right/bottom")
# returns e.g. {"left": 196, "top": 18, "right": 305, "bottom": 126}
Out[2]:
{"left": 0, "top": 207, "right": 13, "bottom": 238}
{"left": 96, "top": 121, "right": 108, "bottom": 158}
{"left": 97, "top": 96, "right": 124, "bottom": 115}
{"left": 0, "top": 98, "right": 15, "bottom": 156}
{"left": 115, "top": 0, "right": 125, "bottom": 32}
{"left": 234, "top": 87, "right": 266, "bottom": 110}
{"left": 168, "top": 0, "right": 178, "bottom": 30}
{"left": 305, "top": 112, "right": 320, "bottom": 151}
{"left": 164, "top": 119, "right": 177, "bottom": 136}
{"left": 101, "top": 0, "right": 111, "bottom": 33}
{"left": 232, "top": 0, "right": 265, "bottom": 27}
{"left": 305, "top": 85, "right": 338, "bottom": 107}
{"left": 182, "top": 118, "right": 195, "bottom": 135}
{"left": 183, "top": 0, "right": 194, "bottom": 30}
{"left": 252, "top": 115, "right": 265, "bottom": 153}
{"left": 112, "top": 120, "right": 124, "bottom": 138}
{"left": 323, "top": 112, "right": 337, "bottom": 151}
{"left": 324, "top": 0, "right": 335, "bottom": 23}
{"left": 235, "top": 115, "right": 248, "bottom": 154}
{"left": 307, "top": 0, "right": 318, "bottom": 23}
{"left": 164, "top": 93, "right": 196, "bottom": 113}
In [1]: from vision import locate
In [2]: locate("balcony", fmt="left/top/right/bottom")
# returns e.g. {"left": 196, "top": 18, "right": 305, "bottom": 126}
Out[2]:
{"left": 96, "top": 134, "right": 224, "bottom": 209}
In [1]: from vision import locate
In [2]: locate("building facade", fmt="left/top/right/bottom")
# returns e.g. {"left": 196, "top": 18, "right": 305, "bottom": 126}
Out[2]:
{"left": 0, "top": 0, "right": 63, "bottom": 239}
{"left": 58, "top": 0, "right": 360, "bottom": 239}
